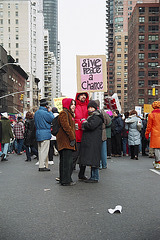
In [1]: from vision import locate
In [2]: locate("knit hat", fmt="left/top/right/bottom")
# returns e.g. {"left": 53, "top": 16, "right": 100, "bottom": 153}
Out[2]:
{"left": 77, "top": 92, "right": 88, "bottom": 99}
{"left": 152, "top": 101, "right": 160, "bottom": 109}
{"left": 52, "top": 107, "right": 59, "bottom": 113}
{"left": 87, "top": 100, "right": 97, "bottom": 110}
{"left": 40, "top": 98, "right": 48, "bottom": 106}
{"left": 1, "top": 112, "right": 8, "bottom": 119}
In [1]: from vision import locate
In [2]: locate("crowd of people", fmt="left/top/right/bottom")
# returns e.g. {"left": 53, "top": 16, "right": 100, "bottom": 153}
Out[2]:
{"left": 1, "top": 94, "right": 160, "bottom": 186}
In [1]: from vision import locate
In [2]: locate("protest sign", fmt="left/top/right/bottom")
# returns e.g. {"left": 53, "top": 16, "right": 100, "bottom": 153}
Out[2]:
{"left": 53, "top": 97, "right": 67, "bottom": 112}
{"left": 77, "top": 55, "right": 107, "bottom": 93}
{"left": 104, "top": 93, "right": 121, "bottom": 113}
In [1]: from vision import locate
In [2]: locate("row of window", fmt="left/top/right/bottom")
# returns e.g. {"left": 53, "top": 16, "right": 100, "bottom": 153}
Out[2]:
{"left": 139, "top": 62, "right": 159, "bottom": 68}
{"left": 138, "top": 89, "right": 158, "bottom": 95}
{"left": 139, "top": 44, "right": 158, "bottom": 50}
{"left": 139, "top": 53, "right": 158, "bottom": 59}
{"left": 139, "top": 25, "right": 159, "bottom": 32}
{"left": 138, "top": 98, "right": 155, "bottom": 105}
{"left": 138, "top": 71, "right": 158, "bottom": 77}
{"left": 139, "top": 7, "right": 159, "bottom": 13}
{"left": 139, "top": 16, "right": 159, "bottom": 23}
{"left": 0, "top": 3, "right": 18, "bottom": 9}
{"left": 138, "top": 80, "right": 158, "bottom": 86}
{"left": 139, "top": 35, "right": 159, "bottom": 41}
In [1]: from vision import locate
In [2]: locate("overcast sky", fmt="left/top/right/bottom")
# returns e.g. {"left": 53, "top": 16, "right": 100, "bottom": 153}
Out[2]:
{"left": 58, "top": 0, "right": 106, "bottom": 98}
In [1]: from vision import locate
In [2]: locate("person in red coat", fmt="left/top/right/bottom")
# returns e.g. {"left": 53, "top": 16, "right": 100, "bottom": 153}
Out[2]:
{"left": 73, "top": 92, "right": 89, "bottom": 180}
{"left": 145, "top": 100, "right": 160, "bottom": 169}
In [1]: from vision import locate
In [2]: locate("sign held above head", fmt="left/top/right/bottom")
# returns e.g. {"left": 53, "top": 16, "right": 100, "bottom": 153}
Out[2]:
{"left": 76, "top": 55, "right": 107, "bottom": 93}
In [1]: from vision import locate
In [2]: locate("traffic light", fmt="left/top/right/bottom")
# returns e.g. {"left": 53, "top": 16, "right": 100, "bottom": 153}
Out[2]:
{"left": 20, "top": 94, "right": 24, "bottom": 100}
{"left": 152, "top": 88, "right": 155, "bottom": 96}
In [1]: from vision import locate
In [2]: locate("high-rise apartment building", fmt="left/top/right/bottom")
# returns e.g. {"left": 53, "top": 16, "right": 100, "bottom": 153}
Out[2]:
{"left": 0, "top": 0, "right": 44, "bottom": 110}
{"left": 105, "top": 0, "right": 159, "bottom": 112}
{"left": 128, "top": 3, "right": 160, "bottom": 110}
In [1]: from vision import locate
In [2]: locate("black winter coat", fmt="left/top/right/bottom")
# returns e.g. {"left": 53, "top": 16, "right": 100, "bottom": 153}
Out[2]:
{"left": 24, "top": 119, "right": 37, "bottom": 147}
{"left": 79, "top": 110, "right": 103, "bottom": 168}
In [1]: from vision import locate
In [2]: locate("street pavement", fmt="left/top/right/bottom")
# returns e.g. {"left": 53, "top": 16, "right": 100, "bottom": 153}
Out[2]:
{"left": 0, "top": 152, "right": 160, "bottom": 240}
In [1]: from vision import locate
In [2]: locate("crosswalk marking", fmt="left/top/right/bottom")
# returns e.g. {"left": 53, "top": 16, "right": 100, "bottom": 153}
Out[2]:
{"left": 150, "top": 169, "right": 160, "bottom": 176}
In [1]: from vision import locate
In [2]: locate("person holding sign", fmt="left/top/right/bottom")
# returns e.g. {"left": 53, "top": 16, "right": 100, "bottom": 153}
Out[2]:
{"left": 73, "top": 92, "right": 89, "bottom": 180}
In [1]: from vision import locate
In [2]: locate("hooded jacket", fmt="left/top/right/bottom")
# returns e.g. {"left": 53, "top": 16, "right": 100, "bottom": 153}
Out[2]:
{"left": 145, "top": 109, "right": 160, "bottom": 148}
{"left": 75, "top": 92, "right": 89, "bottom": 142}
{"left": 56, "top": 98, "right": 76, "bottom": 151}
{"left": 125, "top": 114, "right": 141, "bottom": 146}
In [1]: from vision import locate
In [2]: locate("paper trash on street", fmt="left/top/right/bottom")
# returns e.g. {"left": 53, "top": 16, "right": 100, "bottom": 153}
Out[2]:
{"left": 108, "top": 205, "right": 122, "bottom": 214}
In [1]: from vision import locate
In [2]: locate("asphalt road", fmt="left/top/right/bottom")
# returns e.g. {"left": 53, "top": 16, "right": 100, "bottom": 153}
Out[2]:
{"left": 0, "top": 152, "right": 160, "bottom": 240}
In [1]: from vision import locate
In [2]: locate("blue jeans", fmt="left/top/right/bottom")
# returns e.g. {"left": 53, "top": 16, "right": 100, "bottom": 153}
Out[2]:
{"left": 0, "top": 143, "right": 9, "bottom": 158}
{"left": 91, "top": 167, "right": 99, "bottom": 181}
{"left": 100, "top": 141, "right": 107, "bottom": 169}
{"left": 25, "top": 146, "right": 38, "bottom": 160}
{"left": 122, "top": 137, "right": 128, "bottom": 155}
{"left": 17, "top": 139, "right": 24, "bottom": 154}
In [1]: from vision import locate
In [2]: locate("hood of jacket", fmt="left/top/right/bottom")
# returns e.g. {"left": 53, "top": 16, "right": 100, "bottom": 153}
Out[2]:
{"left": 75, "top": 92, "right": 89, "bottom": 107}
{"left": 62, "top": 98, "right": 73, "bottom": 110}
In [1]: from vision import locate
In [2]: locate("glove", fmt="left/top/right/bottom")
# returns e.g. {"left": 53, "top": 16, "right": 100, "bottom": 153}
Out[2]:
{"left": 70, "top": 139, "right": 76, "bottom": 147}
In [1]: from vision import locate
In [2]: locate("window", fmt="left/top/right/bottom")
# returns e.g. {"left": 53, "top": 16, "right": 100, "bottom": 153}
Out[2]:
{"left": 0, "top": 11, "right": 3, "bottom": 17}
{"left": 117, "top": 66, "right": 121, "bottom": 70}
{"left": 117, "top": 72, "right": 121, "bottom": 75}
{"left": 148, "top": 44, "right": 158, "bottom": 50}
{"left": 8, "top": 43, "right": 11, "bottom": 48}
{"left": 138, "top": 80, "right": 144, "bottom": 87}
{"left": 117, "top": 54, "right": 121, "bottom": 57}
{"left": 148, "top": 89, "right": 152, "bottom": 95}
{"left": 8, "top": 27, "right": 10, "bottom": 32}
{"left": 139, "top": 44, "right": 145, "bottom": 50}
{"left": 148, "top": 35, "right": 159, "bottom": 41}
{"left": 139, "top": 7, "right": 145, "bottom": 13}
{"left": 138, "top": 98, "right": 144, "bottom": 104}
{"left": 0, "top": 19, "right": 3, "bottom": 24}
{"left": 148, "top": 62, "right": 158, "bottom": 68}
{"left": 15, "top": 11, "right": 18, "bottom": 17}
{"left": 139, "top": 53, "right": 144, "bottom": 59}
{"left": 16, "top": 35, "right": 19, "bottom": 40}
{"left": 117, "top": 60, "right": 121, "bottom": 63}
{"left": 8, "top": 11, "right": 10, "bottom": 17}
{"left": 149, "top": 7, "right": 159, "bottom": 13}
{"left": 148, "top": 80, "right": 158, "bottom": 85}
{"left": 139, "top": 17, "right": 145, "bottom": 23}
{"left": 27, "top": 91, "right": 30, "bottom": 98}
{"left": 139, "top": 26, "right": 145, "bottom": 32}
{"left": 27, "top": 82, "right": 30, "bottom": 88}
{"left": 139, "top": 71, "right": 145, "bottom": 77}
{"left": 148, "top": 53, "right": 158, "bottom": 59}
{"left": 117, "top": 42, "right": 121, "bottom": 45}
{"left": 117, "top": 48, "right": 121, "bottom": 52}
{"left": 16, "top": 43, "right": 19, "bottom": 48}
{"left": 15, "top": 27, "right": 19, "bottom": 32}
{"left": 149, "top": 16, "right": 159, "bottom": 23}
{"left": 15, "top": 3, "right": 18, "bottom": 9}
{"left": 15, "top": 19, "right": 18, "bottom": 24}
{"left": 148, "top": 99, "right": 154, "bottom": 104}
{"left": 117, "top": 90, "right": 121, "bottom": 93}
{"left": 149, "top": 25, "right": 159, "bottom": 32}
{"left": 117, "top": 84, "right": 121, "bottom": 88}
{"left": 148, "top": 71, "right": 158, "bottom": 77}
{"left": 138, "top": 89, "right": 144, "bottom": 95}
{"left": 16, "top": 58, "right": 19, "bottom": 63}
{"left": 138, "top": 62, "right": 144, "bottom": 68}
{"left": 16, "top": 50, "right": 19, "bottom": 56}
{"left": 139, "top": 35, "right": 145, "bottom": 41}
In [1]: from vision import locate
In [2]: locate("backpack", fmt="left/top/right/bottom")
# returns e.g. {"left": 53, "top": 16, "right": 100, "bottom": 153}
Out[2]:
{"left": 51, "top": 115, "right": 60, "bottom": 136}
{"left": 51, "top": 110, "right": 69, "bottom": 136}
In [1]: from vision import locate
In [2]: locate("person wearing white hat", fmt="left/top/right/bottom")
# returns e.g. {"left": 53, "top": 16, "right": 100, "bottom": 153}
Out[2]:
{"left": 0, "top": 112, "right": 14, "bottom": 161}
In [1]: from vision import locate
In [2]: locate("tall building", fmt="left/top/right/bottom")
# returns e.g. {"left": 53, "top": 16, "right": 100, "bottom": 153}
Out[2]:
{"left": 43, "top": 0, "right": 58, "bottom": 59}
{"left": 43, "top": 0, "right": 61, "bottom": 99}
{"left": 128, "top": 3, "right": 160, "bottom": 110}
{"left": 105, "top": 0, "right": 159, "bottom": 112}
{"left": 0, "top": 0, "right": 44, "bottom": 110}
